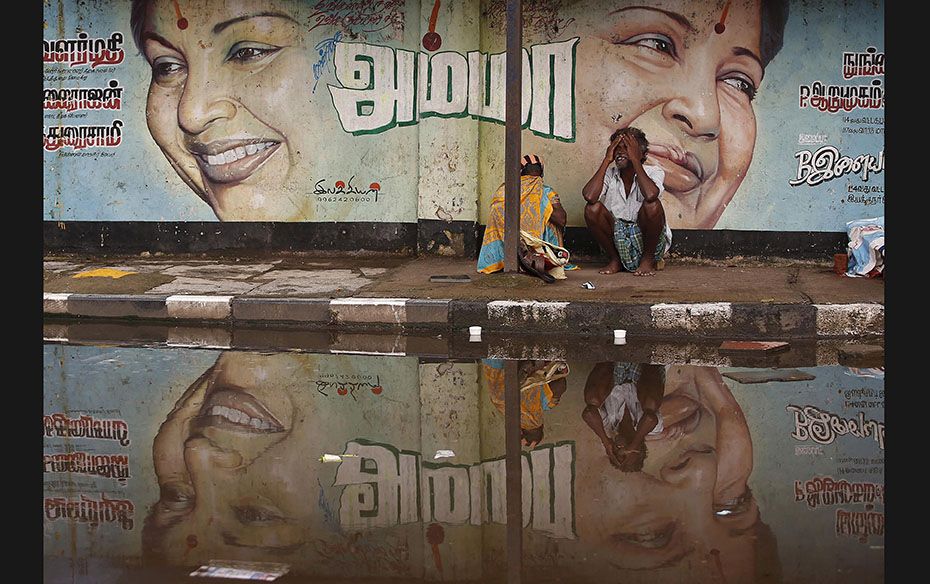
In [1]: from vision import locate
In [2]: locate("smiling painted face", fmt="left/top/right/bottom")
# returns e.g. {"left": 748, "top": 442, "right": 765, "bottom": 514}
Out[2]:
{"left": 573, "top": 0, "right": 770, "bottom": 229}
{"left": 143, "top": 351, "right": 423, "bottom": 574}
{"left": 145, "top": 352, "right": 315, "bottom": 565}
{"left": 136, "top": 0, "right": 318, "bottom": 221}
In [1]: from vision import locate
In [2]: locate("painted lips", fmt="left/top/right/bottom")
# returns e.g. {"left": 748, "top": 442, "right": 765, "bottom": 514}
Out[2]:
{"left": 195, "top": 388, "right": 284, "bottom": 434}
{"left": 647, "top": 144, "right": 705, "bottom": 195}
{"left": 188, "top": 139, "right": 281, "bottom": 184}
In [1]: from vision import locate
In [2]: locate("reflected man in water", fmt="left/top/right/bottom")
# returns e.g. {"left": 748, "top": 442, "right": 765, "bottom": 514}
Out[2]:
{"left": 568, "top": 364, "right": 778, "bottom": 583}
{"left": 582, "top": 362, "right": 667, "bottom": 471}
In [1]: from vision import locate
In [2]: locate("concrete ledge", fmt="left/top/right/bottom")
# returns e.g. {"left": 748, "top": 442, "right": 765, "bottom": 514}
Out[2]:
{"left": 43, "top": 293, "right": 884, "bottom": 339}
{"left": 405, "top": 299, "right": 450, "bottom": 324}
{"left": 815, "top": 303, "right": 885, "bottom": 337}
{"left": 232, "top": 297, "right": 331, "bottom": 323}
{"left": 449, "top": 300, "right": 489, "bottom": 330}
{"left": 487, "top": 301, "right": 570, "bottom": 331}
{"left": 729, "top": 303, "right": 818, "bottom": 337}
{"left": 166, "top": 295, "right": 232, "bottom": 320}
{"left": 592, "top": 304, "right": 654, "bottom": 335}
{"left": 331, "top": 298, "right": 407, "bottom": 325}
{"left": 65, "top": 294, "right": 170, "bottom": 319}
{"left": 44, "top": 293, "right": 71, "bottom": 315}
{"left": 651, "top": 303, "right": 733, "bottom": 333}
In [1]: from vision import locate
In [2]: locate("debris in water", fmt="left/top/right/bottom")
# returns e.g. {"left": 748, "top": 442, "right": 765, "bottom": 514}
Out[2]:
{"left": 319, "top": 453, "right": 359, "bottom": 463}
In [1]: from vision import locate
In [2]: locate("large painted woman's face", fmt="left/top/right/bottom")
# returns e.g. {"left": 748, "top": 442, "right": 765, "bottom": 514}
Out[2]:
{"left": 147, "top": 352, "right": 322, "bottom": 565}
{"left": 574, "top": 0, "right": 764, "bottom": 229}
{"left": 140, "top": 0, "right": 318, "bottom": 221}
{"left": 146, "top": 351, "right": 419, "bottom": 572}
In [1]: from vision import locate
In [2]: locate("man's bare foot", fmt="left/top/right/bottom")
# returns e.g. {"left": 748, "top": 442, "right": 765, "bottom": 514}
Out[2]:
{"left": 634, "top": 258, "right": 657, "bottom": 276}
{"left": 599, "top": 260, "right": 622, "bottom": 274}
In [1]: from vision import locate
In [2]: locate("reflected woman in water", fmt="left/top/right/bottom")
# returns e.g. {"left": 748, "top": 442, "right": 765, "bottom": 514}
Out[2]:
{"left": 483, "top": 359, "right": 570, "bottom": 448}
{"left": 143, "top": 352, "right": 316, "bottom": 565}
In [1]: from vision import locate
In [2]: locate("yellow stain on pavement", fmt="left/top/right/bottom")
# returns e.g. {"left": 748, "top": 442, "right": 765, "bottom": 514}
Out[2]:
{"left": 72, "top": 268, "right": 138, "bottom": 279}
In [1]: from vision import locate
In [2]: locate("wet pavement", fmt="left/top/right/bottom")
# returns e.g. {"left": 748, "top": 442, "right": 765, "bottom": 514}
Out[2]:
{"left": 43, "top": 332, "right": 884, "bottom": 583}
{"left": 44, "top": 253, "right": 885, "bottom": 338}
{"left": 44, "top": 253, "right": 885, "bottom": 305}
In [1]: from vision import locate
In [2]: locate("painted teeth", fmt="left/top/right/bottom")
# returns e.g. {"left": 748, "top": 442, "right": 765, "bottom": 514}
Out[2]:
{"left": 204, "top": 142, "right": 273, "bottom": 166}
{"left": 208, "top": 405, "right": 274, "bottom": 430}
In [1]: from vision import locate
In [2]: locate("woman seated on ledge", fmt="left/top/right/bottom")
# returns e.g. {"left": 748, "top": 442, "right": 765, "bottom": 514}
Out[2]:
{"left": 477, "top": 154, "right": 570, "bottom": 280}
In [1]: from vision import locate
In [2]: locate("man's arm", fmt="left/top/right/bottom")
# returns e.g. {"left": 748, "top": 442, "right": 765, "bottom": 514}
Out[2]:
{"left": 623, "top": 410, "right": 658, "bottom": 452}
{"left": 623, "top": 133, "right": 660, "bottom": 202}
{"left": 582, "top": 134, "right": 623, "bottom": 203}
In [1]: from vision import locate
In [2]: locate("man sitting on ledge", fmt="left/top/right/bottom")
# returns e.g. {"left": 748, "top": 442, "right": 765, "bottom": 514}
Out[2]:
{"left": 582, "top": 127, "right": 672, "bottom": 276}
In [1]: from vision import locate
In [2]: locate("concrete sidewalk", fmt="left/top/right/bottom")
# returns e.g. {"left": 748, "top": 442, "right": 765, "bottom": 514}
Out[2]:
{"left": 43, "top": 253, "right": 884, "bottom": 338}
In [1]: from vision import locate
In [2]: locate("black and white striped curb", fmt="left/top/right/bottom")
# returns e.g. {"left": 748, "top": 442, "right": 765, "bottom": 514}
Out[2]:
{"left": 45, "top": 294, "right": 883, "bottom": 338}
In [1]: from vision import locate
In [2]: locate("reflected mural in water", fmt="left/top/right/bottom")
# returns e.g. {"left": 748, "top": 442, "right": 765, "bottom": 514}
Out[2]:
{"left": 43, "top": 344, "right": 884, "bottom": 583}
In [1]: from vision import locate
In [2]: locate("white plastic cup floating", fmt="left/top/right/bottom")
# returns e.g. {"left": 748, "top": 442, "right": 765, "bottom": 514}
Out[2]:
{"left": 614, "top": 329, "right": 626, "bottom": 344}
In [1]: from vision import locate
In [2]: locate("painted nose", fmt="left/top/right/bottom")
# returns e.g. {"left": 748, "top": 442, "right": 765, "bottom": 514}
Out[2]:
{"left": 661, "top": 72, "right": 721, "bottom": 140}
{"left": 177, "top": 70, "right": 237, "bottom": 135}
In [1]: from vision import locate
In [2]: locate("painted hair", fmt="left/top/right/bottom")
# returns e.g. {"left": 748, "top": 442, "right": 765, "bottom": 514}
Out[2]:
{"left": 129, "top": 0, "right": 149, "bottom": 53}
{"left": 760, "top": 0, "right": 790, "bottom": 69}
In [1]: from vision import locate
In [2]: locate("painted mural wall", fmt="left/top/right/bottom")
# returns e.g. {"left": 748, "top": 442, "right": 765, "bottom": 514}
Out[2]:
{"left": 44, "top": 0, "right": 883, "bottom": 233}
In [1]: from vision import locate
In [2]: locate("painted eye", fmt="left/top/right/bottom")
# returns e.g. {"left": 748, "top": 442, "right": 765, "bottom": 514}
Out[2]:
{"left": 722, "top": 75, "right": 758, "bottom": 101}
{"left": 620, "top": 33, "right": 676, "bottom": 58}
{"left": 233, "top": 505, "right": 284, "bottom": 524}
{"left": 227, "top": 44, "right": 280, "bottom": 64}
{"left": 151, "top": 58, "right": 185, "bottom": 81}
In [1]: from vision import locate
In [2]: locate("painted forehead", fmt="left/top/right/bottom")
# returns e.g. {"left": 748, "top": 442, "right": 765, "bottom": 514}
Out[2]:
{"left": 142, "top": 0, "right": 305, "bottom": 30}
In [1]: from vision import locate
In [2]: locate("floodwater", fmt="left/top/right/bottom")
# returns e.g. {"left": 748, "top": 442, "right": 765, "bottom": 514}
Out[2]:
{"left": 43, "top": 332, "right": 884, "bottom": 583}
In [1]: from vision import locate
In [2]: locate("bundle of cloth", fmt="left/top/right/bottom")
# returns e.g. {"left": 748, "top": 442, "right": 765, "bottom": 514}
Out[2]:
{"left": 845, "top": 216, "right": 884, "bottom": 277}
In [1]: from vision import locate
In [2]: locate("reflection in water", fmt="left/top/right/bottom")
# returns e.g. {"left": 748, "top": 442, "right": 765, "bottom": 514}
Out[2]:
{"left": 568, "top": 363, "right": 765, "bottom": 583}
{"left": 484, "top": 359, "right": 570, "bottom": 448}
{"left": 43, "top": 345, "right": 884, "bottom": 583}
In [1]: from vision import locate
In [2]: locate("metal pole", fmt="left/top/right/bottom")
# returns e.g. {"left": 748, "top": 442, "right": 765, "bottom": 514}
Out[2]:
{"left": 504, "top": 359, "right": 522, "bottom": 583}
{"left": 503, "top": 0, "right": 522, "bottom": 273}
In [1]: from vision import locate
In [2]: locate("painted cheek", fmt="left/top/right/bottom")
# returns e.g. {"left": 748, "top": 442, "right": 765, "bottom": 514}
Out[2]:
{"left": 146, "top": 89, "right": 187, "bottom": 160}
{"left": 717, "top": 93, "right": 756, "bottom": 175}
